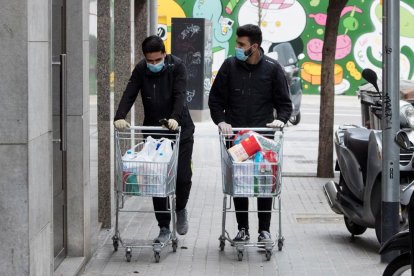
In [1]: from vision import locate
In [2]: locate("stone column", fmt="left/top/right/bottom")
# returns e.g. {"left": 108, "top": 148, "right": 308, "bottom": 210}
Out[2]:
{"left": 114, "top": 0, "right": 132, "bottom": 119}
{"left": 97, "top": 0, "right": 112, "bottom": 228}
{"left": 134, "top": 0, "right": 147, "bottom": 124}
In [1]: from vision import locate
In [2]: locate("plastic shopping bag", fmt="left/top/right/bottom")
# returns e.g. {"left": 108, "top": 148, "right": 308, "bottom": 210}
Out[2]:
{"left": 126, "top": 136, "right": 174, "bottom": 195}
{"left": 135, "top": 136, "right": 159, "bottom": 161}
{"left": 153, "top": 138, "right": 174, "bottom": 163}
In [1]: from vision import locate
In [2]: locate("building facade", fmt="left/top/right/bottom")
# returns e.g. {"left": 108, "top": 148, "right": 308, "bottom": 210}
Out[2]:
{"left": 0, "top": 0, "right": 101, "bottom": 274}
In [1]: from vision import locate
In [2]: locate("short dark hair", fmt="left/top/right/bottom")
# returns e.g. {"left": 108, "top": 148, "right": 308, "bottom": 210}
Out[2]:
{"left": 236, "top": 24, "right": 262, "bottom": 46}
{"left": 142, "top": 35, "right": 166, "bottom": 54}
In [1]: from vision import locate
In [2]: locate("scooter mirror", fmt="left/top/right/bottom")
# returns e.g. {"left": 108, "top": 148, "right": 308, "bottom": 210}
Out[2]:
{"left": 395, "top": 129, "right": 414, "bottom": 150}
{"left": 362, "top": 68, "right": 380, "bottom": 93}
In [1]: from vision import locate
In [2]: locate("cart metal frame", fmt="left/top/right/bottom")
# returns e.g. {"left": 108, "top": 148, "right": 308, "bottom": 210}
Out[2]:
{"left": 112, "top": 126, "right": 180, "bottom": 263}
{"left": 218, "top": 127, "right": 284, "bottom": 261}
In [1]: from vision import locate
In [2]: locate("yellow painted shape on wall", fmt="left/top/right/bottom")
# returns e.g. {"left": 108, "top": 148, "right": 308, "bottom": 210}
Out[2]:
{"left": 301, "top": 62, "right": 344, "bottom": 85}
{"left": 158, "top": 0, "right": 186, "bottom": 54}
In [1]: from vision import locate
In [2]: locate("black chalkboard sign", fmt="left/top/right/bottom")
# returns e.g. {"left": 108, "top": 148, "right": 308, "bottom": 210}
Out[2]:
{"left": 171, "top": 18, "right": 212, "bottom": 110}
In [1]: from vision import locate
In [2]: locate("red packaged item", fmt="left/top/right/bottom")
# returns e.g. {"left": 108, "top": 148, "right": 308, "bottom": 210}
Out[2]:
{"left": 233, "top": 130, "right": 258, "bottom": 145}
{"left": 228, "top": 135, "right": 261, "bottom": 162}
{"left": 263, "top": 150, "right": 278, "bottom": 193}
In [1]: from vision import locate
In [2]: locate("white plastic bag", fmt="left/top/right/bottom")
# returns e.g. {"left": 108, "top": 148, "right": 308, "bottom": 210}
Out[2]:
{"left": 124, "top": 136, "right": 174, "bottom": 195}
{"left": 153, "top": 138, "right": 174, "bottom": 162}
{"left": 122, "top": 142, "right": 144, "bottom": 173}
{"left": 135, "top": 136, "right": 159, "bottom": 162}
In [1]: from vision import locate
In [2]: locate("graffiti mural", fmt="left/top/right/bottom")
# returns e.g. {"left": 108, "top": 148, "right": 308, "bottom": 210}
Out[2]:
{"left": 158, "top": 0, "right": 414, "bottom": 95}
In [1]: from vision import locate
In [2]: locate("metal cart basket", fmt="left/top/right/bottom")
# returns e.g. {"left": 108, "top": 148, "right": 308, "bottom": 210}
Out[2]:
{"left": 218, "top": 128, "right": 284, "bottom": 261}
{"left": 112, "top": 126, "right": 180, "bottom": 263}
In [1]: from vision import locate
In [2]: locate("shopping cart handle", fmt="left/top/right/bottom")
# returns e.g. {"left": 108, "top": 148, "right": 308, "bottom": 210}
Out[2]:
{"left": 127, "top": 126, "right": 181, "bottom": 132}
{"left": 231, "top": 127, "right": 283, "bottom": 132}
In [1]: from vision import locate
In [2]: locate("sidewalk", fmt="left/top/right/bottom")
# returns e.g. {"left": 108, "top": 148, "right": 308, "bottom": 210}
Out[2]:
{"left": 81, "top": 96, "right": 386, "bottom": 276}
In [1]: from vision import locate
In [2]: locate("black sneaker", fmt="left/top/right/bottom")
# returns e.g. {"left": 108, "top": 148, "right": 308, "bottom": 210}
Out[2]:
{"left": 233, "top": 228, "right": 250, "bottom": 242}
{"left": 258, "top": 230, "right": 273, "bottom": 243}
{"left": 153, "top": 227, "right": 171, "bottom": 244}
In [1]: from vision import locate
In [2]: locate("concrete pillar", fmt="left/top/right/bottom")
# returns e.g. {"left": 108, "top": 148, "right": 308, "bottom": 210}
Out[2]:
{"left": 114, "top": 0, "right": 132, "bottom": 119}
{"left": 134, "top": 0, "right": 147, "bottom": 124}
{"left": 65, "top": 0, "right": 91, "bottom": 258}
{"left": 97, "top": 0, "right": 112, "bottom": 229}
{"left": 0, "top": 0, "right": 53, "bottom": 274}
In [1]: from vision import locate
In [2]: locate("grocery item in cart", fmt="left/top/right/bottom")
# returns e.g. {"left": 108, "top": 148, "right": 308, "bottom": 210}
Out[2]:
{"left": 228, "top": 135, "right": 261, "bottom": 162}
{"left": 121, "top": 137, "right": 174, "bottom": 195}
{"left": 233, "top": 130, "right": 258, "bottom": 145}
{"left": 122, "top": 171, "right": 140, "bottom": 195}
{"left": 254, "top": 151, "right": 265, "bottom": 195}
{"left": 263, "top": 150, "right": 278, "bottom": 194}
{"left": 255, "top": 132, "right": 282, "bottom": 152}
{"left": 233, "top": 160, "right": 254, "bottom": 195}
{"left": 252, "top": 150, "right": 278, "bottom": 195}
{"left": 122, "top": 149, "right": 141, "bottom": 173}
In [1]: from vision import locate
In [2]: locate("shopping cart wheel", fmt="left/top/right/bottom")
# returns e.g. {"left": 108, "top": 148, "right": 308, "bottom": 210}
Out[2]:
{"left": 237, "top": 251, "right": 243, "bottom": 261}
{"left": 154, "top": 252, "right": 160, "bottom": 263}
{"left": 172, "top": 239, "right": 178, "bottom": 252}
{"left": 125, "top": 247, "right": 132, "bottom": 262}
{"left": 219, "top": 240, "right": 225, "bottom": 251}
{"left": 278, "top": 239, "right": 284, "bottom": 251}
{"left": 265, "top": 250, "right": 272, "bottom": 261}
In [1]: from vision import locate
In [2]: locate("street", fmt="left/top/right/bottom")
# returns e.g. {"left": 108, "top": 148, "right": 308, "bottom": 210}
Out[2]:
{"left": 282, "top": 94, "right": 361, "bottom": 176}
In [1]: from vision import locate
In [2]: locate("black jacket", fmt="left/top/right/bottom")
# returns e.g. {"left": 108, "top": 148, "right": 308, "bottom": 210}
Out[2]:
{"left": 115, "top": 54, "right": 195, "bottom": 140}
{"left": 208, "top": 49, "right": 292, "bottom": 127}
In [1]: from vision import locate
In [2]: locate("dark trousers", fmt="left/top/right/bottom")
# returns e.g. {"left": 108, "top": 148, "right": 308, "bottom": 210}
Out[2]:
{"left": 152, "top": 136, "right": 194, "bottom": 228}
{"left": 234, "top": 197, "right": 273, "bottom": 233}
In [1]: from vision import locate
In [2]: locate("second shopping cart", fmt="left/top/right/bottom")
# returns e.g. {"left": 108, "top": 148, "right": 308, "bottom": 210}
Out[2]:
{"left": 218, "top": 128, "right": 284, "bottom": 261}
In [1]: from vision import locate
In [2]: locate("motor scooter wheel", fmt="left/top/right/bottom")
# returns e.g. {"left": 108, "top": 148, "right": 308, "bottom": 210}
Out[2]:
{"left": 382, "top": 252, "right": 410, "bottom": 276}
{"left": 344, "top": 216, "right": 367, "bottom": 235}
{"left": 288, "top": 112, "right": 301, "bottom": 125}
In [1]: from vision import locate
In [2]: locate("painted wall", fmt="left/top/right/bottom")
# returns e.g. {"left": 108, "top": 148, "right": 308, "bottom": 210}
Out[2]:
{"left": 158, "top": 0, "right": 414, "bottom": 95}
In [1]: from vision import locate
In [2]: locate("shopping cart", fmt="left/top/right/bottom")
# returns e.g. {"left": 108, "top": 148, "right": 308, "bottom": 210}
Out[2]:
{"left": 112, "top": 126, "right": 180, "bottom": 263}
{"left": 218, "top": 128, "right": 284, "bottom": 261}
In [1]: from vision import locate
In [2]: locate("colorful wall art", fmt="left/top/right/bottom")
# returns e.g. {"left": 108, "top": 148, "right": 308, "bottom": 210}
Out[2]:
{"left": 158, "top": 0, "right": 414, "bottom": 95}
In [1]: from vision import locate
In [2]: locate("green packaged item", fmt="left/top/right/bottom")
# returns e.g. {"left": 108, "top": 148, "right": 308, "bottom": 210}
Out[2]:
{"left": 123, "top": 171, "right": 140, "bottom": 195}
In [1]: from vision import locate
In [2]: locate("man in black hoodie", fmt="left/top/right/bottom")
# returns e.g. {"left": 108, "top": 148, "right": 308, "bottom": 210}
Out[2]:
{"left": 114, "top": 35, "right": 195, "bottom": 243}
{"left": 209, "top": 24, "right": 292, "bottom": 244}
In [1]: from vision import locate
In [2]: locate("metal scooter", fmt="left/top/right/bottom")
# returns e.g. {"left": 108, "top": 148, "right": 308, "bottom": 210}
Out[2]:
{"left": 272, "top": 43, "right": 302, "bottom": 125}
{"left": 323, "top": 69, "right": 414, "bottom": 243}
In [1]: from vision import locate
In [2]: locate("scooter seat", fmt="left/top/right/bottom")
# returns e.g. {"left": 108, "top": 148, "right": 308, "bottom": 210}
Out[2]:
{"left": 344, "top": 128, "right": 370, "bottom": 176}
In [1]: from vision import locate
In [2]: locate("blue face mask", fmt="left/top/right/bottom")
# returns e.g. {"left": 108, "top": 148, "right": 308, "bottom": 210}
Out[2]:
{"left": 147, "top": 59, "right": 165, "bottom": 73}
{"left": 235, "top": 46, "right": 252, "bottom": 61}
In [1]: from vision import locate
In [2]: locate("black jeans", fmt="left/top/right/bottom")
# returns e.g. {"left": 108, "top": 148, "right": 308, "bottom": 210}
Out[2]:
{"left": 234, "top": 197, "right": 273, "bottom": 233}
{"left": 152, "top": 136, "right": 194, "bottom": 228}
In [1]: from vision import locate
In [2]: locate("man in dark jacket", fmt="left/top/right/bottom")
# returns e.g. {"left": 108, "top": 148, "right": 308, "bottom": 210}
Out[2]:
{"left": 209, "top": 24, "right": 292, "bottom": 244}
{"left": 114, "top": 35, "right": 195, "bottom": 243}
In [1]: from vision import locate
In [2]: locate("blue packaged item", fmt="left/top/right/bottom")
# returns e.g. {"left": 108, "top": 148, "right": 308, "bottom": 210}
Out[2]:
{"left": 254, "top": 151, "right": 265, "bottom": 195}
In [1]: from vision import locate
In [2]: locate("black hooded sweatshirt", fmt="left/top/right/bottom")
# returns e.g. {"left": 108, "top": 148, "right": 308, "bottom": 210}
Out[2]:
{"left": 115, "top": 54, "right": 195, "bottom": 141}
{"left": 208, "top": 48, "right": 292, "bottom": 128}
